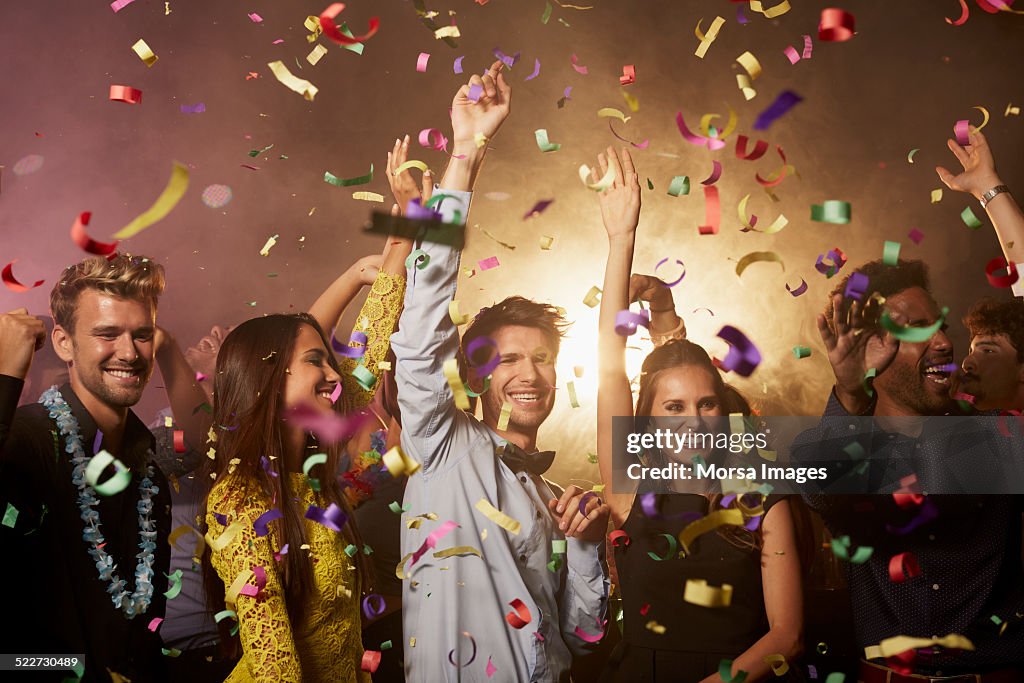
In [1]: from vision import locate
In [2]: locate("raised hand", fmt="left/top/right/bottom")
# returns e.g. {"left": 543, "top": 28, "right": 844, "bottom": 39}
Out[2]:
{"left": 0, "top": 308, "right": 46, "bottom": 379}
{"left": 936, "top": 129, "right": 1003, "bottom": 200}
{"left": 595, "top": 146, "right": 641, "bottom": 239}
{"left": 450, "top": 60, "right": 511, "bottom": 148}
{"left": 629, "top": 274, "right": 673, "bottom": 310}
{"left": 386, "top": 135, "right": 433, "bottom": 215}
{"left": 817, "top": 294, "right": 899, "bottom": 412}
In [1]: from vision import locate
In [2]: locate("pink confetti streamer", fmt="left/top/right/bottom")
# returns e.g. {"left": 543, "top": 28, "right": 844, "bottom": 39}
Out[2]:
{"left": 410, "top": 520, "right": 458, "bottom": 566}
{"left": 802, "top": 35, "right": 814, "bottom": 58}
{"left": 783, "top": 46, "right": 801, "bottom": 64}
{"left": 478, "top": 256, "right": 501, "bottom": 271}
{"left": 570, "top": 53, "right": 588, "bottom": 74}
{"left": 700, "top": 160, "right": 723, "bottom": 185}
{"left": 416, "top": 52, "right": 430, "bottom": 72}
{"left": 248, "top": 12, "right": 263, "bottom": 23}
{"left": 110, "top": 0, "right": 137, "bottom": 12}
{"left": 953, "top": 119, "right": 970, "bottom": 146}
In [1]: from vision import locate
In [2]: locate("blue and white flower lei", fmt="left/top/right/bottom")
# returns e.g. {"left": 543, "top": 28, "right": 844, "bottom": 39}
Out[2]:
{"left": 40, "top": 386, "right": 158, "bottom": 618}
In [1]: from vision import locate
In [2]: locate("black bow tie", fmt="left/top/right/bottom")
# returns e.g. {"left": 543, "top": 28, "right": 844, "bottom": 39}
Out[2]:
{"left": 498, "top": 443, "right": 556, "bottom": 476}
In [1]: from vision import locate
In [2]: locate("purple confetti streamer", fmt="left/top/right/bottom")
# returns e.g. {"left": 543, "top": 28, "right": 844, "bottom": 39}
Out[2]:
{"left": 717, "top": 325, "right": 762, "bottom": 377}
{"left": 524, "top": 58, "right": 541, "bottom": 81}
{"left": 453, "top": 56, "right": 465, "bottom": 74}
{"left": 253, "top": 508, "right": 283, "bottom": 537}
{"left": 180, "top": 103, "right": 206, "bottom": 114}
{"left": 304, "top": 502, "right": 348, "bottom": 532}
{"left": 332, "top": 330, "right": 367, "bottom": 358}
{"left": 753, "top": 90, "right": 804, "bottom": 131}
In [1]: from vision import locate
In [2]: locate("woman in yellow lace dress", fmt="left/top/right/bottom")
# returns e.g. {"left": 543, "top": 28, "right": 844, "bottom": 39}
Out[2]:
{"left": 199, "top": 258, "right": 407, "bottom": 682}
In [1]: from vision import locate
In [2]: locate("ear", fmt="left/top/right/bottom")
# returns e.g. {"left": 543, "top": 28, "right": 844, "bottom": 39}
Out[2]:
{"left": 52, "top": 325, "right": 74, "bottom": 364}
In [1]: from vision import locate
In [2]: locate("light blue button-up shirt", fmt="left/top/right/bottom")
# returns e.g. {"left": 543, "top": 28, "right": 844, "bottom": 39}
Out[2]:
{"left": 392, "top": 189, "right": 608, "bottom": 683}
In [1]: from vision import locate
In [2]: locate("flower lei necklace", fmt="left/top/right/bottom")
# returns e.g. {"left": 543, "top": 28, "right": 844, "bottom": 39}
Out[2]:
{"left": 40, "top": 386, "right": 158, "bottom": 618}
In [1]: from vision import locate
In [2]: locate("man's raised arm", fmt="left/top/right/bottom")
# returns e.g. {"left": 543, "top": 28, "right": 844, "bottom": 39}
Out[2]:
{"left": 392, "top": 61, "right": 511, "bottom": 472}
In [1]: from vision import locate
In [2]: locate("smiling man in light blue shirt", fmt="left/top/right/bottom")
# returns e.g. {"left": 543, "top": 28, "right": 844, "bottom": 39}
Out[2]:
{"left": 391, "top": 61, "right": 610, "bottom": 683}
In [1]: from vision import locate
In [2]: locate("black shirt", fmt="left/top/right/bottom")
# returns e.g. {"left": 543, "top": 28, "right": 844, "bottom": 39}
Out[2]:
{"left": 798, "top": 392, "right": 1024, "bottom": 675}
{"left": 0, "top": 374, "right": 23, "bottom": 449}
{"left": 0, "top": 384, "right": 171, "bottom": 682}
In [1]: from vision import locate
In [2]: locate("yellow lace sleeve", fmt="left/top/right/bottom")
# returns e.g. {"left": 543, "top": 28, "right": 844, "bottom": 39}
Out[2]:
{"left": 339, "top": 271, "right": 406, "bottom": 411}
{"left": 207, "top": 482, "right": 302, "bottom": 682}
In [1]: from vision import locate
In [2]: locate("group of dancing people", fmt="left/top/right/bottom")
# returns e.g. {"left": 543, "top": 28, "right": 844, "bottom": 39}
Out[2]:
{"left": 1, "top": 61, "right": 1023, "bottom": 683}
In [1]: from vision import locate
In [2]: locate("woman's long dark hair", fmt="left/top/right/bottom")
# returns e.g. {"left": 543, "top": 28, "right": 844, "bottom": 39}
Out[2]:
{"left": 200, "top": 313, "right": 371, "bottom": 631}
{"left": 632, "top": 339, "right": 776, "bottom": 553}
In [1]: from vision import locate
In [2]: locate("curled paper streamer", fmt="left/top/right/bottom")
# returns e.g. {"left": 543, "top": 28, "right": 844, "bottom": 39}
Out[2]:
{"left": 831, "top": 535, "right": 874, "bottom": 563}
{"left": 205, "top": 521, "right": 244, "bottom": 553}
{"left": 324, "top": 164, "right": 373, "bottom": 187}
{"left": 646, "top": 533, "right": 678, "bottom": 561}
{"left": 717, "top": 325, "right": 761, "bottom": 377}
{"left": 132, "top": 39, "right": 158, "bottom": 66}
{"left": 382, "top": 446, "right": 421, "bottom": 477}
{"left": 114, "top": 162, "right": 190, "bottom": 239}
{"left": 736, "top": 136, "right": 769, "bottom": 161}
{"left": 433, "top": 545, "right": 482, "bottom": 560}
{"left": 474, "top": 498, "right": 521, "bottom": 535}
{"left": 253, "top": 508, "right": 283, "bottom": 537}
{"left": 505, "top": 599, "right": 532, "bottom": 628}
{"left": 880, "top": 306, "right": 949, "bottom": 343}
{"left": 961, "top": 206, "right": 983, "bottom": 229}
{"left": 678, "top": 509, "right": 745, "bottom": 555}
{"left": 109, "top": 85, "right": 142, "bottom": 104}
{"left": 818, "top": 8, "right": 855, "bottom": 41}
{"left": 614, "top": 309, "right": 651, "bottom": 336}
{"left": 497, "top": 402, "right": 512, "bottom": 431}
{"left": 578, "top": 163, "right": 616, "bottom": 191}
{"left": 883, "top": 241, "right": 902, "bottom": 266}
{"left": 698, "top": 186, "right": 721, "bottom": 235}
{"left": 845, "top": 272, "right": 869, "bottom": 300}
{"left": 985, "top": 257, "right": 1019, "bottom": 288}
{"left": 85, "top": 450, "right": 132, "bottom": 496}
{"left": 466, "top": 336, "right": 501, "bottom": 376}
{"left": 410, "top": 519, "right": 458, "bottom": 566}
{"left": 863, "top": 634, "right": 974, "bottom": 661}
{"left": 764, "top": 654, "right": 790, "bottom": 676}
{"left": 534, "top": 129, "right": 561, "bottom": 152}
{"left": 735, "top": 251, "right": 784, "bottom": 278}
{"left": 448, "top": 631, "right": 478, "bottom": 667}
{"left": 701, "top": 160, "right": 723, "bottom": 185}
{"left": 71, "top": 212, "right": 119, "bottom": 255}
{"left": 583, "top": 285, "right": 602, "bottom": 308}
{"left": 1, "top": 261, "right": 44, "bottom": 292}
{"left": 319, "top": 3, "right": 380, "bottom": 46}
{"left": 225, "top": 569, "right": 255, "bottom": 606}
{"left": 443, "top": 358, "right": 471, "bottom": 410}
{"left": 811, "top": 200, "right": 851, "bottom": 224}
{"left": 609, "top": 529, "right": 631, "bottom": 547}
{"left": 887, "top": 551, "right": 921, "bottom": 583}
{"left": 786, "top": 278, "right": 808, "bottom": 297}
{"left": 331, "top": 330, "right": 367, "bottom": 358}
{"left": 164, "top": 569, "right": 184, "bottom": 599}
{"left": 684, "top": 579, "right": 733, "bottom": 607}
{"left": 525, "top": 58, "right": 541, "bottom": 81}
{"left": 570, "top": 53, "right": 588, "bottom": 74}
{"left": 619, "top": 64, "right": 635, "bottom": 86}
{"left": 304, "top": 502, "right": 347, "bottom": 532}
{"left": 361, "top": 650, "right": 382, "bottom": 673}
{"left": 267, "top": 61, "right": 318, "bottom": 100}
{"left": 719, "top": 659, "right": 748, "bottom": 683}
{"left": 694, "top": 16, "right": 726, "bottom": 58}
{"left": 667, "top": 176, "right": 690, "bottom": 197}
{"left": 302, "top": 453, "right": 328, "bottom": 489}
{"left": 655, "top": 258, "right": 687, "bottom": 286}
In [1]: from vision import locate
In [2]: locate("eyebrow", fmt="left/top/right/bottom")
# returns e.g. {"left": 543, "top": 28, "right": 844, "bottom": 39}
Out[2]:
{"left": 303, "top": 347, "right": 327, "bottom": 358}
{"left": 92, "top": 325, "right": 154, "bottom": 335}
{"left": 974, "top": 340, "right": 1001, "bottom": 348}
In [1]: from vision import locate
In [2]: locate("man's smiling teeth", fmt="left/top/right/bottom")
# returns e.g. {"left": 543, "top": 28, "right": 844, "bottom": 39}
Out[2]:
{"left": 510, "top": 392, "right": 539, "bottom": 403}
{"left": 106, "top": 369, "right": 137, "bottom": 379}
{"left": 923, "top": 364, "right": 951, "bottom": 383}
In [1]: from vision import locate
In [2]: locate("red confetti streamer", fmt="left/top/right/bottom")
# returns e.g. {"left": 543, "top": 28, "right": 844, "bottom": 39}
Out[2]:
{"left": 700, "top": 160, "right": 723, "bottom": 185}
{"left": 505, "top": 598, "right": 532, "bottom": 628}
{"left": 619, "top": 64, "right": 635, "bottom": 86}
{"left": 173, "top": 429, "right": 186, "bottom": 453}
{"left": 1, "top": 261, "right": 45, "bottom": 293}
{"left": 109, "top": 85, "right": 143, "bottom": 104}
{"left": 985, "top": 257, "right": 1019, "bottom": 288}
{"left": 70, "top": 212, "right": 119, "bottom": 256}
{"left": 818, "top": 8, "right": 856, "bottom": 41}
{"left": 698, "top": 186, "right": 721, "bottom": 235}
{"left": 946, "top": 0, "right": 970, "bottom": 24}
{"left": 887, "top": 552, "right": 921, "bottom": 583}
{"left": 609, "top": 529, "right": 631, "bottom": 547}
{"left": 735, "top": 135, "right": 769, "bottom": 160}
{"left": 360, "top": 650, "right": 382, "bottom": 673}
{"left": 319, "top": 3, "right": 380, "bottom": 46}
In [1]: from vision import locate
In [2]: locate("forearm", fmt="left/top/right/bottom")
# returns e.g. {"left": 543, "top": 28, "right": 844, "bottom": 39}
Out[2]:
{"left": 381, "top": 238, "right": 414, "bottom": 276}
{"left": 307, "top": 267, "right": 365, "bottom": 335}
{"left": 598, "top": 233, "right": 636, "bottom": 376}
{"left": 439, "top": 144, "right": 488, "bottom": 192}
{"left": 984, "top": 189, "right": 1024, "bottom": 267}
{"left": 714, "top": 628, "right": 803, "bottom": 683}
{"left": 155, "top": 337, "right": 212, "bottom": 455}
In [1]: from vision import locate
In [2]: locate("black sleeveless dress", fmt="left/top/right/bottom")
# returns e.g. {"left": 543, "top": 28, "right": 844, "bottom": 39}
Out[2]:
{"left": 602, "top": 493, "right": 786, "bottom": 683}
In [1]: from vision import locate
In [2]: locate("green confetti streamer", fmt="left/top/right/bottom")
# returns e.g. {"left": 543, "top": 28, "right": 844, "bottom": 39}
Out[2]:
{"left": 646, "top": 532, "right": 678, "bottom": 561}
{"left": 667, "top": 175, "right": 690, "bottom": 197}
{"left": 862, "top": 367, "right": 877, "bottom": 398}
{"left": 541, "top": 1, "right": 552, "bottom": 23}
{"left": 339, "top": 23, "right": 365, "bottom": 54}
{"left": 880, "top": 307, "right": 949, "bottom": 343}
{"left": 883, "top": 240, "right": 901, "bottom": 266}
{"left": 381, "top": 639, "right": 393, "bottom": 650}
{"left": 534, "top": 128, "right": 561, "bottom": 152}
{"left": 811, "top": 200, "right": 852, "bottom": 224}
{"left": 830, "top": 535, "right": 873, "bottom": 564}
{"left": 647, "top": 178, "right": 654, "bottom": 190}
{"left": 344, "top": 543, "right": 359, "bottom": 557}
{"left": 324, "top": 163, "right": 374, "bottom": 187}
{"left": 961, "top": 206, "right": 983, "bottom": 229}
{"left": 718, "top": 659, "right": 748, "bottom": 683}
{"left": 353, "top": 363, "right": 377, "bottom": 391}
{"left": 164, "top": 569, "right": 184, "bottom": 599}
{"left": 2, "top": 502, "right": 18, "bottom": 528}
{"left": 792, "top": 346, "right": 811, "bottom": 359}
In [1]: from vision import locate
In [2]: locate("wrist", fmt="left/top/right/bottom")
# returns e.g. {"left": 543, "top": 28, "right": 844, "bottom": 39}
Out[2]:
{"left": 971, "top": 175, "right": 1004, "bottom": 201}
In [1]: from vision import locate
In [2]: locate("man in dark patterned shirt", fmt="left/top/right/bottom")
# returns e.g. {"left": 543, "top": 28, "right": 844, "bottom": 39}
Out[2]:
{"left": 801, "top": 258, "right": 1024, "bottom": 681}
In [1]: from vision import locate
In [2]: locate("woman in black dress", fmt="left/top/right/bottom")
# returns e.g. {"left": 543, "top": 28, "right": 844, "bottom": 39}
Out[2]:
{"left": 592, "top": 146, "right": 805, "bottom": 682}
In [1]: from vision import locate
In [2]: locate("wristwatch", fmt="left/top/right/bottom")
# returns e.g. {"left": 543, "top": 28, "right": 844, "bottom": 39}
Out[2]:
{"left": 980, "top": 184, "right": 1010, "bottom": 209}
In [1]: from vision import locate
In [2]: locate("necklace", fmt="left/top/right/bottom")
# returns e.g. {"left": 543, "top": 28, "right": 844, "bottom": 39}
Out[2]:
{"left": 40, "top": 386, "right": 158, "bottom": 618}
